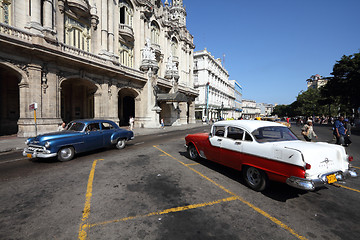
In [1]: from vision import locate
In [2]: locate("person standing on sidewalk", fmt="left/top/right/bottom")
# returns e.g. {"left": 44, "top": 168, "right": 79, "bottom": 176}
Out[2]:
{"left": 344, "top": 118, "right": 352, "bottom": 146}
{"left": 301, "top": 119, "right": 318, "bottom": 142}
{"left": 334, "top": 116, "right": 346, "bottom": 145}
{"left": 129, "top": 117, "right": 135, "bottom": 131}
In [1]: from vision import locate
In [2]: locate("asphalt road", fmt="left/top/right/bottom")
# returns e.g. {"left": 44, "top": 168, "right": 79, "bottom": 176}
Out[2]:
{"left": 0, "top": 124, "right": 359, "bottom": 240}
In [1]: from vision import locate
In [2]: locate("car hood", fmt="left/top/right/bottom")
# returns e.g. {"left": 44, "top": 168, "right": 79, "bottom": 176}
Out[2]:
{"left": 30, "top": 131, "right": 83, "bottom": 143}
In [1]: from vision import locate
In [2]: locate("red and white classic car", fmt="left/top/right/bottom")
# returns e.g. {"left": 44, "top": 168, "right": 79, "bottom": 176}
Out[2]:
{"left": 185, "top": 120, "right": 357, "bottom": 191}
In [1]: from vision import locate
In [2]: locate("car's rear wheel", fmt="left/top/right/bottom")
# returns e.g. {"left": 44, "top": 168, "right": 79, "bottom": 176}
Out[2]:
{"left": 57, "top": 147, "right": 75, "bottom": 162}
{"left": 243, "top": 166, "right": 268, "bottom": 191}
{"left": 116, "top": 139, "right": 126, "bottom": 149}
{"left": 188, "top": 144, "right": 199, "bottom": 160}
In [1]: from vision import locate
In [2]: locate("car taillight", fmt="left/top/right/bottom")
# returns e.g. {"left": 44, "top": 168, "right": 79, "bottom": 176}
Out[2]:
{"left": 305, "top": 163, "right": 311, "bottom": 170}
{"left": 348, "top": 156, "right": 353, "bottom": 162}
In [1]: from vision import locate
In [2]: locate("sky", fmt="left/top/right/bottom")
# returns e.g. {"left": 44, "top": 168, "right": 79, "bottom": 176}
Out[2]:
{"left": 181, "top": 0, "right": 360, "bottom": 105}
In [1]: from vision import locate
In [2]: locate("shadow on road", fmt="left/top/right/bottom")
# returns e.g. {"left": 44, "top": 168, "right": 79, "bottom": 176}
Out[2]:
{"left": 179, "top": 151, "right": 318, "bottom": 202}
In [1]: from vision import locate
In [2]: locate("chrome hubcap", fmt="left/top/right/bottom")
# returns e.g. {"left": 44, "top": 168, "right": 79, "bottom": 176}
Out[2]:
{"left": 247, "top": 168, "right": 260, "bottom": 186}
{"left": 60, "top": 148, "right": 71, "bottom": 159}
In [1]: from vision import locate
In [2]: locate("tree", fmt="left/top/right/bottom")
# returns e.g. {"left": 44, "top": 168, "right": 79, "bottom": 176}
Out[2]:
{"left": 322, "top": 52, "right": 360, "bottom": 116}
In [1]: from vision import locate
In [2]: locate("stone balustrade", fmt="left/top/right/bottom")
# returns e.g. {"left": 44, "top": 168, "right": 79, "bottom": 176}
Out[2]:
{"left": 0, "top": 23, "right": 33, "bottom": 42}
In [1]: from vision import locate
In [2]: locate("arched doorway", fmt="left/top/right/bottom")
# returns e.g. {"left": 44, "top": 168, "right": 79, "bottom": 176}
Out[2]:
{"left": 0, "top": 65, "right": 20, "bottom": 136}
{"left": 61, "top": 79, "right": 97, "bottom": 123}
{"left": 118, "top": 88, "right": 137, "bottom": 126}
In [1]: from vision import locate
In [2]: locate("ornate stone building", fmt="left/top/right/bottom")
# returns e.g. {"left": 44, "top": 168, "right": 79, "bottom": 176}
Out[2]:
{"left": 0, "top": 0, "right": 197, "bottom": 137}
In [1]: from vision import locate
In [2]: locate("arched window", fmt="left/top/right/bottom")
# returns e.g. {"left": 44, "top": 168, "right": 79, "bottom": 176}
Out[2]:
{"left": 119, "top": 42, "right": 134, "bottom": 68}
{"left": 64, "top": 15, "right": 91, "bottom": 52}
{"left": 0, "top": 0, "right": 11, "bottom": 25}
{"left": 171, "top": 37, "right": 178, "bottom": 57}
{"left": 119, "top": 0, "right": 133, "bottom": 26}
{"left": 151, "top": 21, "right": 160, "bottom": 44}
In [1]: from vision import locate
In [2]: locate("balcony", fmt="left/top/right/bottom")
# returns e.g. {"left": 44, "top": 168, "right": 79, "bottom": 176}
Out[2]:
{"left": 119, "top": 24, "right": 134, "bottom": 42}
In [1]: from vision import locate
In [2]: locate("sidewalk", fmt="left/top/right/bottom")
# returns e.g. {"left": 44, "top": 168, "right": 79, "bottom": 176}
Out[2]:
{"left": 0, "top": 122, "right": 207, "bottom": 154}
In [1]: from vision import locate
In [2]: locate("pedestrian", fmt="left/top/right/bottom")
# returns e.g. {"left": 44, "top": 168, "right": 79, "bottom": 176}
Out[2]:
{"left": 161, "top": 118, "right": 164, "bottom": 129}
{"left": 344, "top": 118, "right": 352, "bottom": 146}
{"left": 57, "top": 122, "right": 66, "bottom": 131}
{"left": 334, "top": 116, "right": 346, "bottom": 145}
{"left": 129, "top": 116, "right": 134, "bottom": 130}
{"left": 301, "top": 119, "right": 318, "bottom": 142}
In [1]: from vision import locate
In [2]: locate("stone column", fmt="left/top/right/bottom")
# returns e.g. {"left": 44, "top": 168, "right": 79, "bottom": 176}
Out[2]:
{"left": 94, "top": 89, "right": 102, "bottom": 118}
{"left": 26, "top": 0, "right": 43, "bottom": 34}
{"left": 188, "top": 101, "right": 196, "bottom": 124}
{"left": 100, "top": 0, "right": 108, "bottom": 55}
{"left": 55, "top": 0, "right": 65, "bottom": 43}
{"left": 108, "top": 82, "right": 119, "bottom": 123}
{"left": 179, "top": 102, "right": 187, "bottom": 124}
{"left": 17, "top": 64, "right": 42, "bottom": 137}
{"left": 43, "top": 0, "right": 53, "bottom": 29}
{"left": 107, "top": 0, "right": 114, "bottom": 54}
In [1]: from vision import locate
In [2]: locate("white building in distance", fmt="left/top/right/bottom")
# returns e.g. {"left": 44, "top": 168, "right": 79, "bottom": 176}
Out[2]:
{"left": 193, "top": 49, "right": 235, "bottom": 121}
{"left": 242, "top": 99, "right": 260, "bottom": 119}
{"left": 307, "top": 74, "right": 328, "bottom": 89}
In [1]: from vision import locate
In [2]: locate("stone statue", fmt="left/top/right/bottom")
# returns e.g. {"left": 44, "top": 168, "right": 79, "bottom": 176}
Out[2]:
{"left": 142, "top": 38, "right": 156, "bottom": 61}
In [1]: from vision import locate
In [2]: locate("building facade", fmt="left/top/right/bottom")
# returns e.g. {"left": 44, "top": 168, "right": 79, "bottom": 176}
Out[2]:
{"left": 307, "top": 74, "right": 328, "bottom": 89}
{"left": 242, "top": 99, "right": 260, "bottom": 120}
{"left": 256, "top": 103, "right": 273, "bottom": 117}
{"left": 229, "top": 79, "right": 242, "bottom": 119}
{"left": 0, "top": 0, "right": 198, "bottom": 137}
{"left": 193, "top": 49, "right": 235, "bottom": 121}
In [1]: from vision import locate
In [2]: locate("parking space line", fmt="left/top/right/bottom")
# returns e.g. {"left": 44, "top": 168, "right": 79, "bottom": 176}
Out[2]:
{"left": 333, "top": 183, "right": 360, "bottom": 193}
{"left": 153, "top": 146, "right": 308, "bottom": 240}
{"left": 78, "top": 159, "right": 104, "bottom": 240}
{"left": 185, "top": 163, "right": 200, "bottom": 166}
{"left": 89, "top": 196, "right": 238, "bottom": 228}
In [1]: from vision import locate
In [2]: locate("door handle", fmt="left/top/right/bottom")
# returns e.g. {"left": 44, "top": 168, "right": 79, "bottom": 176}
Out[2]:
{"left": 235, "top": 141, "right": 241, "bottom": 145}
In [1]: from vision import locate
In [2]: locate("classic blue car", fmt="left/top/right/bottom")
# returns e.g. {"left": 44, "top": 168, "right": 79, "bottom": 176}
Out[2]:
{"left": 23, "top": 119, "right": 134, "bottom": 161}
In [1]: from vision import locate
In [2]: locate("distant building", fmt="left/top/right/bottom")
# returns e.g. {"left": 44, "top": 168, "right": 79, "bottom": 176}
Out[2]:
{"left": 193, "top": 49, "right": 235, "bottom": 121}
{"left": 242, "top": 100, "right": 260, "bottom": 120}
{"left": 307, "top": 74, "right": 328, "bottom": 89}
{"left": 229, "top": 80, "right": 243, "bottom": 119}
{"left": 256, "top": 103, "right": 274, "bottom": 117}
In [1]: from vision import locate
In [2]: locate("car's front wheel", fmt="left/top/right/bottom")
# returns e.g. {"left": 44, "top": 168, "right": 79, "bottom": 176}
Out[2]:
{"left": 243, "top": 166, "right": 268, "bottom": 191}
{"left": 57, "top": 147, "right": 75, "bottom": 162}
{"left": 187, "top": 144, "right": 199, "bottom": 160}
{"left": 116, "top": 139, "right": 126, "bottom": 149}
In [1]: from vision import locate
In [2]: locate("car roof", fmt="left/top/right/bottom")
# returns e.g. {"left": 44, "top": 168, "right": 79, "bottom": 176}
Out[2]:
{"left": 213, "top": 120, "right": 285, "bottom": 133}
{"left": 70, "top": 119, "right": 116, "bottom": 124}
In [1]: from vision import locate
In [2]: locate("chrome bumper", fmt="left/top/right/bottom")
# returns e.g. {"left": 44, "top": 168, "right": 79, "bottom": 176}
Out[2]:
{"left": 286, "top": 168, "right": 358, "bottom": 191}
{"left": 23, "top": 148, "right": 57, "bottom": 158}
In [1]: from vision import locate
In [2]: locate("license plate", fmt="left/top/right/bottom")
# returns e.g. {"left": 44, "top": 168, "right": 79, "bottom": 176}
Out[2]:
{"left": 27, "top": 154, "right": 32, "bottom": 159}
{"left": 327, "top": 174, "right": 337, "bottom": 184}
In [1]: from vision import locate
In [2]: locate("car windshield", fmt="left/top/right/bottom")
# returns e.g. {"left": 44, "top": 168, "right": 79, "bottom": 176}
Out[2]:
{"left": 67, "top": 122, "right": 85, "bottom": 132}
{"left": 252, "top": 126, "right": 298, "bottom": 143}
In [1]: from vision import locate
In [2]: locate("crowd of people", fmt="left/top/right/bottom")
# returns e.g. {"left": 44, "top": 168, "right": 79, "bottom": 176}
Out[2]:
{"left": 300, "top": 116, "right": 352, "bottom": 147}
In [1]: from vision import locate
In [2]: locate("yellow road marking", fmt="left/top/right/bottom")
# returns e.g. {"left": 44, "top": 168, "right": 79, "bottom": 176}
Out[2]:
{"left": 352, "top": 166, "right": 360, "bottom": 170}
{"left": 89, "top": 196, "right": 237, "bottom": 228}
{"left": 78, "top": 159, "right": 104, "bottom": 240}
{"left": 185, "top": 163, "right": 200, "bottom": 166}
{"left": 333, "top": 183, "right": 360, "bottom": 193}
{"left": 153, "top": 146, "right": 308, "bottom": 240}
